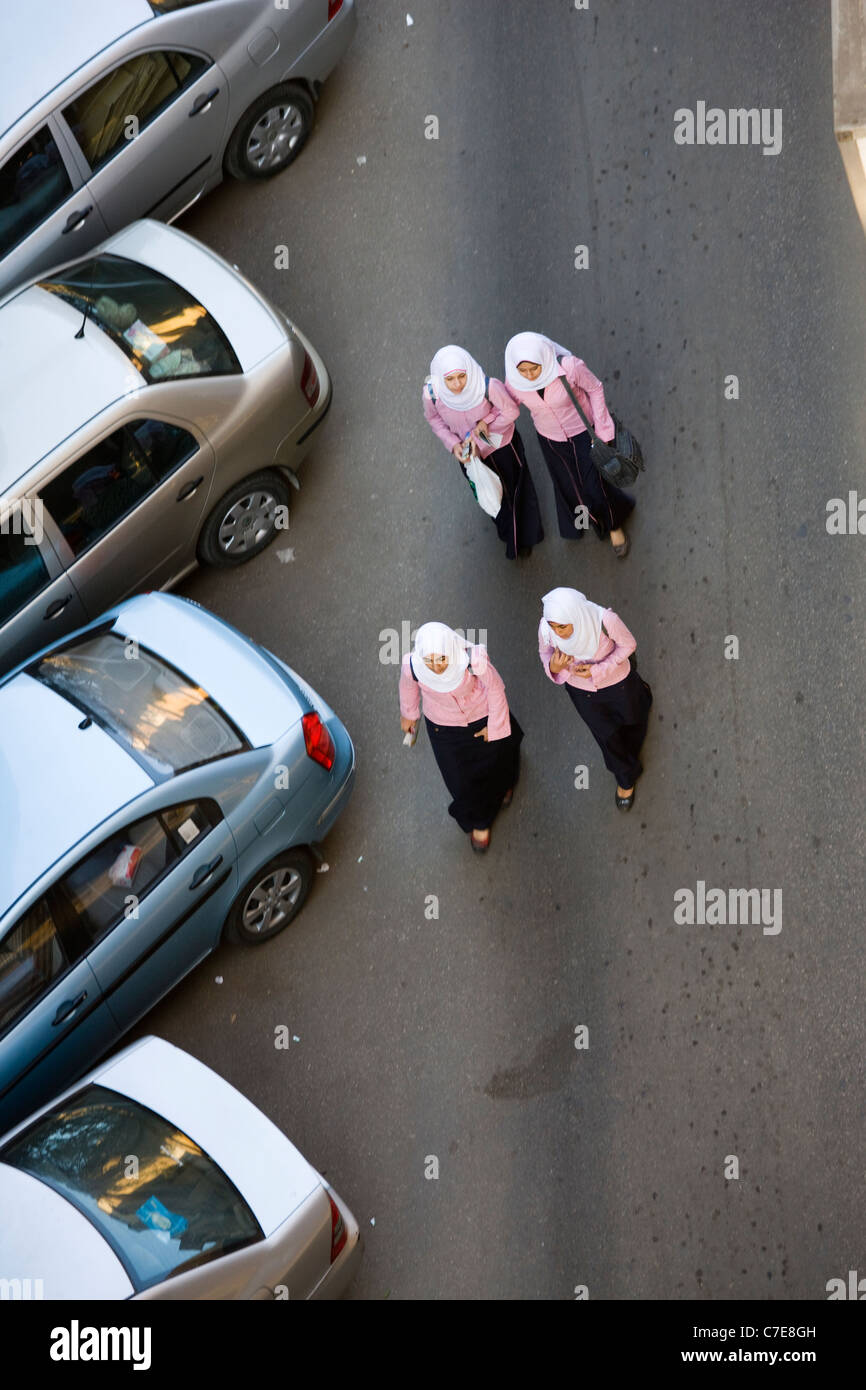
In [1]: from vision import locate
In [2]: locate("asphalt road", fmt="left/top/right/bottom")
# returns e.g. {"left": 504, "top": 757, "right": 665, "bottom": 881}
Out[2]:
{"left": 131, "top": 0, "right": 865, "bottom": 1300}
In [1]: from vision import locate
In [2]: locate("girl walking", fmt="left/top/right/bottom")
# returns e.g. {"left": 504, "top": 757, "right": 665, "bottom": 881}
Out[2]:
{"left": 538, "top": 587, "right": 652, "bottom": 809}
{"left": 400, "top": 622, "right": 523, "bottom": 851}
{"left": 504, "top": 331, "right": 634, "bottom": 557}
{"left": 423, "top": 345, "right": 543, "bottom": 559}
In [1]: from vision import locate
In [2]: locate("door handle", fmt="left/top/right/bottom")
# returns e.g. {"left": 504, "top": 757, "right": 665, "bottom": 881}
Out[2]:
{"left": 53, "top": 991, "right": 87, "bottom": 1025}
{"left": 44, "top": 596, "right": 71, "bottom": 620}
{"left": 190, "top": 88, "right": 220, "bottom": 117}
{"left": 189, "top": 855, "right": 223, "bottom": 890}
{"left": 176, "top": 476, "right": 204, "bottom": 501}
{"left": 62, "top": 206, "right": 93, "bottom": 234}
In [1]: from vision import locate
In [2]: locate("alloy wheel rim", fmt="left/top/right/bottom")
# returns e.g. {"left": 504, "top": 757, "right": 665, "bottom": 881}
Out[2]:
{"left": 245, "top": 104, "right": 304, "bottom": 170}
{"left": 218, "top": 490, "right": 278, "bottom": 554}
{"left": 242, "top": 867, "right": 302, "bottom": 935}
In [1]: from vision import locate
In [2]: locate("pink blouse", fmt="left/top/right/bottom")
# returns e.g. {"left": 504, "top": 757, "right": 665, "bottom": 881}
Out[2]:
{"left": 538, "top": 610, "right": 636, "bottom": 692}
{"left": 505, "top": 354, "right": 615, "bottom": 443}
{"left": 399, "top": 648, "right": 512, "bottom": 740}
{"left": 422, "top": 376, "right": 519, "bottom": 458}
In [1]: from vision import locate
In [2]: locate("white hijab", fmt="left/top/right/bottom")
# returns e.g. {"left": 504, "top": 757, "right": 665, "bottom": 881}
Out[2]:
{"left": 411, "top": 622, "right": 470, "bottom": 692}
{"left": 541, "top": 588, "right": 606, "bottom": 660}
{"left": 505, "top": 331, "right": 571, "bottom": 393}
{"left": 428, "top": 345, "right": 487, "bottom": 412}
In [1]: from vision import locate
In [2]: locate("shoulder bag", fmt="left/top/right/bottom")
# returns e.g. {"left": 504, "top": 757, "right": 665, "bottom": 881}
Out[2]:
{"left": 555, "top": 357, "right": 645, "bottom": 488}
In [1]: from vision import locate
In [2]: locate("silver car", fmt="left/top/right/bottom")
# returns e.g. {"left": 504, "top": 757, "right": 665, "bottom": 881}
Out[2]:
{"left": 0, "top": 0, "right": 357, "bottom": 294}
{"left": 0, "top": 218, "right": 331, "bottom": 675}
{"left": 0, "top": 1036, "right": 362, "bottom": 1299}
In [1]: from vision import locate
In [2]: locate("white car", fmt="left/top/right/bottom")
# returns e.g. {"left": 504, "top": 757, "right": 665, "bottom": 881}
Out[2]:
{"left": 0, "top": 1036, "right": 361, "bottom": 1299}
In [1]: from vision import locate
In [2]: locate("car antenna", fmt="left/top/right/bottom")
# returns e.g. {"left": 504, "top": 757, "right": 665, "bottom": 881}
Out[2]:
{"left": 74, "top": 258, "right": 98, "bottom": 340}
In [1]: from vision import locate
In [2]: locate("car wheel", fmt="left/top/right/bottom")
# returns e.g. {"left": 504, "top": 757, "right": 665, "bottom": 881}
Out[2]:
{"left": 225, "top": 850, "right": 314, "bottom": 946}
{"left": 197, "top": 470, "right": 290, "bottom": 568}
{"left": 224, "top": 83, "right": 314, "bottom": 181}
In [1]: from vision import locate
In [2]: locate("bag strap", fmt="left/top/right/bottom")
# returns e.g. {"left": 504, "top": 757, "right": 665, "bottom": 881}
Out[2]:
{"left": 555, "top": 355, "right": 599, "bottom": 441}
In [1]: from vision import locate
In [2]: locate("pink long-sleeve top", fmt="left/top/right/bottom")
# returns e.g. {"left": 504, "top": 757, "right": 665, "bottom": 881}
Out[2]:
{"left": 538, "top": 610, "right": 636, "bottom": 692}
{"left": 422, "top": 376, "right": 519, "bottom": 459}
{"left": 399, "top": 647, "right": 512, "bottom": 740}
{"left": 505, "top": 354, "right": 615, "bottom": 443}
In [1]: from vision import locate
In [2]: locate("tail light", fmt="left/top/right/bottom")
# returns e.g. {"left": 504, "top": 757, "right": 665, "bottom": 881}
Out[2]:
{"left": 300, "top": 349, "right": 320, "bottom": 408}
{"left": 328, "top": 0, "right": 344, "bottom": 20}
{"left": 328, "top": 1194, "right": 347, "bottom": 1263}
{"left": 302, "top": 711, "right": 335, "bottom": 770}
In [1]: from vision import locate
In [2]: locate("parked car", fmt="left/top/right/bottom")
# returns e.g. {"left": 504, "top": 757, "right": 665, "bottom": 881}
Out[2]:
{"left": 0, "top": 591, "right": 355, "bottom": 1131}
{"left": 0, "top": 0, "right": 357, "bottom": 294}
{"left": 0, "top": 1035, "right": 361, "bottom": 1299}
{"left": 0, "top": 217, "right": 331, "bottom": 675}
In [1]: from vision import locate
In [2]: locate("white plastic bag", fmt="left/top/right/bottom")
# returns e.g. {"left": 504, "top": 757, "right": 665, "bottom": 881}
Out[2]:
{"left": 465, "top": 455, "right": 503, "bottom": 517}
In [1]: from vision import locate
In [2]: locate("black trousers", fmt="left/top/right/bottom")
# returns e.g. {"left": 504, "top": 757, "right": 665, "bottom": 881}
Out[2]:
{"left": 565, "top": 666, "right": 652, "bottom": 787}
{"left": 426, "top": 714, "right": 524, "bottom": 831}
{"left": 536, "top": 429, "right": 634, "bottom": 539}
{"left": 463, "top": 429, "right": 544, "bottom": 558}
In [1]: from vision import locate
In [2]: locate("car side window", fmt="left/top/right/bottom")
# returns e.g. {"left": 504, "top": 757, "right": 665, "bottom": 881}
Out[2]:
{"left": 57, "top": 802, "right": 217, "bottom": 946}
{"left": 0, "top": 526, "right": 51, "bottom": 623}
{"left": 0, "top": 897, "right": 70, "bottom": 1035}
{"left": 0, "top": 127, "right": 74, "bottom": 260}
{"left": 62, "top": 51, "right": 209, "bottom": 172}
{"left": 127, "top": 419, "right": 199, "bottom": 483}
{"left": 39, "top": 420, "right": 198, "bottom": 559}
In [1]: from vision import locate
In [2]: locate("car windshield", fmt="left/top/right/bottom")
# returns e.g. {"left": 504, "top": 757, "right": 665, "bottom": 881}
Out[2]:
{"left": 38, "top": 255, "right": 241, "bottom": 384}
{"left": 29, "top": 631, "right": 247, "bottom": 777}
{"left": 1, "top": 1085, "right": 262, "bottom": 1291}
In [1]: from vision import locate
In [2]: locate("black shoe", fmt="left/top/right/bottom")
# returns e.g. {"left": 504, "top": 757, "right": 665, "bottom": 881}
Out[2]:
{"left": 615, "top": 786, "right": 635, "bottom": 811}
{"left": 517, "top": 546, "right": 533, "bottom": 558}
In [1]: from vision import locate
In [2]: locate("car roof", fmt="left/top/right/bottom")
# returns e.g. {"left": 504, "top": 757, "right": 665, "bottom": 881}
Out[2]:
{"left": 0, "top": 286, "right": 144, "bottom": 495}
{"left": 0, "top": 1164, "right": 134, "bottom": 1299}
{"left": 0, "top": 0, "right": 154, "bottom": 141}
{"left": 112, "top": 593, "right": 308, "bottom": 747}
{"left": 0, "top": 673, "right": 153, "bottom": 921}
{"left": 96, "top": 1038, "right": 321, "bottom": 1237}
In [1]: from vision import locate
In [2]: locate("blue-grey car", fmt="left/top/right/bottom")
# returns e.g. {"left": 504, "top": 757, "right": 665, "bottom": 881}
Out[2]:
{"left": 0, "top": 591, "right": 355, "bottom": 1132}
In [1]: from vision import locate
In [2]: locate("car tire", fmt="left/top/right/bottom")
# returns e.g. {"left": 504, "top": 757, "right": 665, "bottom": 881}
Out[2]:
{"left": 197, "top": 470, "right": 290, "bottom": 568}
{"left": 224, "top": 83, "right": 314, "bottom": 181}
{"left": 224, "top": 849, "right": 314, "bottom": 946}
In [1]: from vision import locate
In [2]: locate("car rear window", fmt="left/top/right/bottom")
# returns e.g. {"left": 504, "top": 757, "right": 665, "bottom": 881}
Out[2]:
{"left": 38, "top": 254, "right": 241, "bottom": 383}
{"left": 1, "top": 1085, "right": 262, "bottom": 1291}
{"left": 29, "top": 631, "right": 248, "bottom": 777}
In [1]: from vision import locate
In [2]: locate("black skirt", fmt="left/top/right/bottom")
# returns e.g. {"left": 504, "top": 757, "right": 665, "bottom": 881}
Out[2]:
{"left": 536, "top": 428, "right": 634, "bottom": 539}
{"left": 425, "top": 714, "right": 524, "bottom": 832}
{"left": 565, "top": 666, "right": 652, "bottom": 787}
{"left": 464, "top": 428, "right": 544, "bottom": 558}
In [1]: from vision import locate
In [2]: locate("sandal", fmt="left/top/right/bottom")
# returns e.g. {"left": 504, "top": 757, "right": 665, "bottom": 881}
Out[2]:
{"left": 502, "top": 788, "right": 514, "bottom": 808}
{"left": 470, "top": 829, "right": 491, "bottom": 853}
{"left": 611, "top": 534, "right": 630, "bottom": 558}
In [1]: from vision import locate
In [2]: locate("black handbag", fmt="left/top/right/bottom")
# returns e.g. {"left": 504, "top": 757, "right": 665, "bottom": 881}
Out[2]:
{"left": 555, "top": 357, "right": 645, "bottom": 488}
